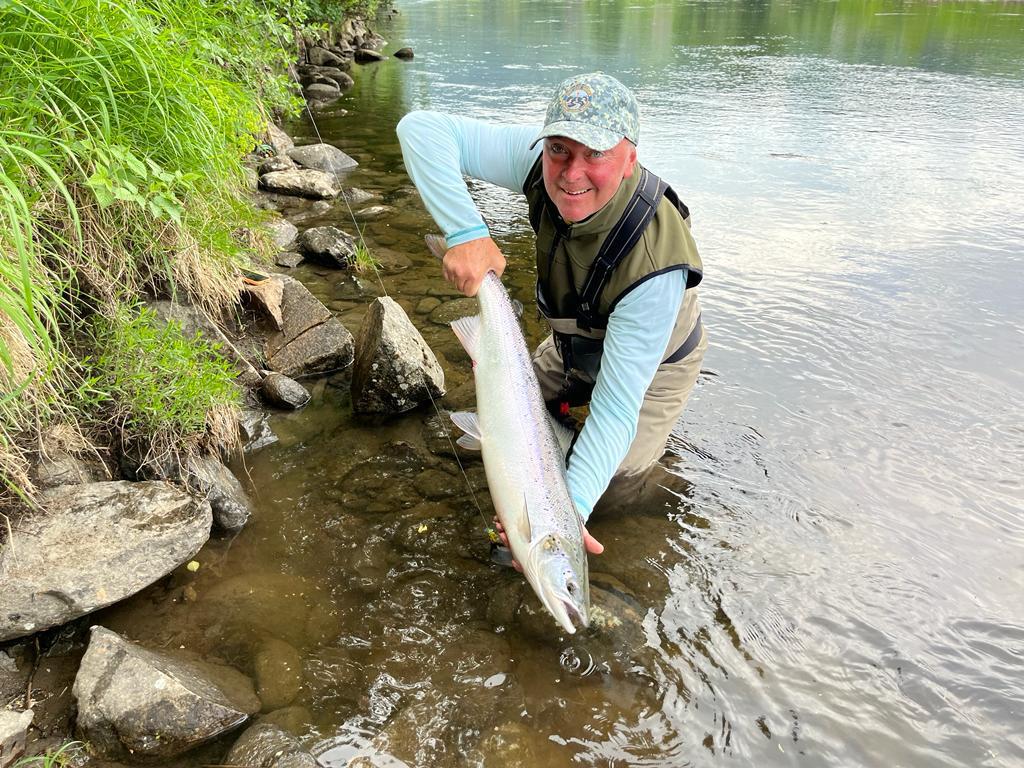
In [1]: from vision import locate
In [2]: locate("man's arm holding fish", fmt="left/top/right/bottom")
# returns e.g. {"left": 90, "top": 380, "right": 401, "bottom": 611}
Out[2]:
{"left": 397, "top": 110, "right": 682, "bottom": 541}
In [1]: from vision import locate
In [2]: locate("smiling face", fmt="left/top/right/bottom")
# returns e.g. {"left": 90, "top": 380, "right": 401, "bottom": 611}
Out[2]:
{"left": 541, "top": 136, "right": 638, "bottom": 223}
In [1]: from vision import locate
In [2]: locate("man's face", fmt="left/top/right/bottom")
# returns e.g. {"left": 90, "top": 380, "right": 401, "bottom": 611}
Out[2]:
{"left": 541, "top": 136, "right": 638, "bottom": 223}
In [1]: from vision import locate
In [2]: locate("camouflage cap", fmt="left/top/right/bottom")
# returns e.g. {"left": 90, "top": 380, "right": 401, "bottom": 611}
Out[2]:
{"left": 530, "top": 72, "right": 640, "bottom": 152}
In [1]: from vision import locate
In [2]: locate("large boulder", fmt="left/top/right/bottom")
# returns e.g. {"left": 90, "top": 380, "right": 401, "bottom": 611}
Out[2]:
{"left": 286, "top": 143, "right": 357, "bottom": 175}
{"left": 73, "top": 627, "right": 260, "bottom": 761}
{"left": 264, "top": 277, "right": 354, "bottom": 378}
{"left": 351, "top": 297, "right": 445, "bottom": 415}
{"left": 297, "top": 226, "right": 356, "bottom": 268}
{"left": 307, "top": 46, "right": 344, "bottom": 68}
{"left": 226, "top": 724, "right": 317, "bottom": 768}
{"left": 259, "top": 169, "right": 340, "bottom": 200}
{"left": 0, "top": 482, "right": 211, "bottom": 642}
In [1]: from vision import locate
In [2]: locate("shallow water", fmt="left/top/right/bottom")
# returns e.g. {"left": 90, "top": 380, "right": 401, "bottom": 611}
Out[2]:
{"left": 93, "top": 1, "right": 1023, "bottom": 766}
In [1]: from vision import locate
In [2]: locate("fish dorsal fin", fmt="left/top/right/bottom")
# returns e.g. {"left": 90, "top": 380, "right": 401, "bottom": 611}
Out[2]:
{"left": 516, "top": 493, "right": 533, "bottom": 543}
{"left": 547, "top": 414, "right": 576, "bottom": 458}
{"left": 450, "top": 315, "right": 482, "bottom": 359}
{"left": 451, "top": 411, "right": 482, "bottom": 451}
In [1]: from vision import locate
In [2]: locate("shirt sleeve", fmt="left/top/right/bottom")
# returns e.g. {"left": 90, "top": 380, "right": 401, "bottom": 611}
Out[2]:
{"left": 396, "top": 111, "right": 541, "bottom": 247}
{"left": 566, "top": 270, "right": 687, "bottom": 522}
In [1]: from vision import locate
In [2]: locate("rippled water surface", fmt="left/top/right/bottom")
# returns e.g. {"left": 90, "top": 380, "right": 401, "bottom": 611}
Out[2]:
{"left": 98, "top": 1, "right": 1023, "bottom": 766}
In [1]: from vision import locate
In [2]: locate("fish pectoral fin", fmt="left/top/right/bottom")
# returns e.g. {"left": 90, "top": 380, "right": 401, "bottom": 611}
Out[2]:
{"left": 547, "top": 414, "right": 576, "bottom": 458}
{"left": 450, "top": 314, "right": 482, "bottom": 359}
{"left": 451, "top": 412, "right": 483, "bottom": 451}
{"left": 516, "top": 493, "right": 534, "bottom": 543}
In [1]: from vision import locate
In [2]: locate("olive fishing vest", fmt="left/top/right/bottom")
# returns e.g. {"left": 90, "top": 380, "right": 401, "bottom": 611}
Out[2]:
{"left": 523, "top": 157, "right": 703, "bottom": 381}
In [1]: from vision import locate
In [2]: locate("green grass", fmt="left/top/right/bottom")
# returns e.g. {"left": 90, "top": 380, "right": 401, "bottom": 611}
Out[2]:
{"left": 13, "top": 741, "right": 82, "bottom": 768}
{"left": 351, "top": 240, "right": 381, "bottom": 273}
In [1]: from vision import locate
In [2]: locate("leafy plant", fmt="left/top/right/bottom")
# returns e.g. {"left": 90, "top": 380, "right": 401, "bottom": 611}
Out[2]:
{"left": 86, "top": 306, "right": 240, "bottom": 460}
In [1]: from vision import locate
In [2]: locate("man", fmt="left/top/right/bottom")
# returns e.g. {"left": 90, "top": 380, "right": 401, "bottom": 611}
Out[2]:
{"left": 397, "top": 72, "right": 705, "bottom": 538}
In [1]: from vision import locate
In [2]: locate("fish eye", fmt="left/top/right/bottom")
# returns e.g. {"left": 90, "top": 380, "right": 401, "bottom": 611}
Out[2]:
{"left": 567, "top": 582, "right": 577, "bottom": 595}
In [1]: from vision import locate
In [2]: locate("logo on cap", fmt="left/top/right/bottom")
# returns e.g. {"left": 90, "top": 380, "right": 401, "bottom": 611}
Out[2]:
{"left": 560, "top": 83, "right": 593, "bottom": 114}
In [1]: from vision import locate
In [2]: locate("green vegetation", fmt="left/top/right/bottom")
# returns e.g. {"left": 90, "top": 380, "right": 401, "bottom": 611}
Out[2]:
{"left": 352, "top": 240, "right": 381, "bottom": 274}
{"left": 0, "top": 0, "right": 386, "bottom": 498}
{"left": 13, "top": 741, "right": 82, "bottom": 768}
{"left": 85, "top": 306, "right": 241, "bottom": 461}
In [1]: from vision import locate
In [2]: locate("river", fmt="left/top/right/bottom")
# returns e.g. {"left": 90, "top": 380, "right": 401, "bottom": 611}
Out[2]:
{"left": 96, "top": 1, "right": 1024, "bottom": 766}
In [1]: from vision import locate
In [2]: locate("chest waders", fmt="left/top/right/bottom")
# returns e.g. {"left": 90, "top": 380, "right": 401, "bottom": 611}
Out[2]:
{"left": 524, "top": 160, "right": 704, "bottom": 417}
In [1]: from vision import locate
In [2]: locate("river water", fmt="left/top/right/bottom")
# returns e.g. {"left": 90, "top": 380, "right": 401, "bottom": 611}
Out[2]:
{"left": 93, "top": 1, "right": 1024, "bottom": 766}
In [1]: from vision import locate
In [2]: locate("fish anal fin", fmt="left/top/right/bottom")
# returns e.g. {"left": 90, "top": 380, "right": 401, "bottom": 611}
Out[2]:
{"left": 450, "top": 315, "right": 482, "bottom": 359}
{"left": 456, "top": 434, "right": 481, "bottom": 451}
{"left": 516, "top": 493, "right": 533, "bottom": 543}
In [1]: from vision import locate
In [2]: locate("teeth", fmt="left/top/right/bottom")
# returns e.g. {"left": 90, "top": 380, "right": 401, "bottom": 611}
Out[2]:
{"left": 565, "top": 189, "right": 589, "bottom": 196}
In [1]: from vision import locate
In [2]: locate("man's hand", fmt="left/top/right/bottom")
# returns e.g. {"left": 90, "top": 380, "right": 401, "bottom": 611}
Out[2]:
{"left": 443, "top": 237, "right": 506, "bottom": 296}
{"left": 493, "top": 518, "right": 604, "bottom": 573}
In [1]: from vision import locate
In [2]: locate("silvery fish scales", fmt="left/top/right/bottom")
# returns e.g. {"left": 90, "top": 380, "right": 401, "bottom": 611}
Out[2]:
{"left": 425, "top": 235, "right": 590, "bottom": 633}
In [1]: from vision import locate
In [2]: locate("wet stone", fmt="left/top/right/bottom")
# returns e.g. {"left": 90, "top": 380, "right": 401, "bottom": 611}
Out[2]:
{"left": 276, "top": 251, "right": 304, "bottom": 268}
{"left": 253, "top": 638, "right": 304, "bottom": 712}
{"left": 225, "top": 723, "right": 317, "bottom": 768}
{"left": 412, "top": 467, "right": 461, "bottom": 500}
{"left": 354, "top": 204, "right": 392, "bottom": 220}
{"left": 415, "top": 297, "right": 442, "bottom": 315}
{"left": 393, "top": 47, "right": 414, "bottom": 60}
{"left": 429, "top": 297, "right": 481, "bottom": 326}
{"left": 340, "top": 187, "right": 376, "bottom": 205}
{"left": 260, "top": 372, "right": 311, "bottom": 410}
{"left": 256, "top": 706, "right": 313, "bottom": 736}
{"left": 297, "top": 226, "right": 356, "bottom": 268}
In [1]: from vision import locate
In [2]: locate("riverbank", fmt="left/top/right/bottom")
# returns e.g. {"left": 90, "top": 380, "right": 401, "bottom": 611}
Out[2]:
{"left": 0, "top": 2, "right": 441, "bottom": 764}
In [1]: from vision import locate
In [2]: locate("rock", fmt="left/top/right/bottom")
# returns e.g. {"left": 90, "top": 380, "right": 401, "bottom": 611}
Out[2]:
{"left": 264, "top": 217, "right": 298, "bottom": 249}
{"left": 259, "top": 169, "right": 339, "bottom": 200}
{"left": 286, "top": 143, "right": 358, "bottom": 175}
{"left": 341, "top": 187, "right": 376, "bottom": 205}
{"left": 32, "top": 450, "right": 106, "bottom": 489}
{"left": 73, "top": 627, "right": 260, "bottom": 761}
{"left": 354, "top": 48, "right": 387, "bottom": 64}
{"left": 429, "top": 297, "right": 480, "bottom": 325}
{"left": 393, "top": 47, "right": 414, "bottom": 60}
{"left": 0, "top": 482, "right": 211, "bottom": 642}
{"left": 264, "top": 277, "right": 354, "bottom": 378}
{"left": 297, "top": 226, "right": 356, "bottom": 268}
{"left": 0, "top": 710, "right": 33, "bottom": 768}
{"left": 266, "top": 123, "right": 294, "bottom": 155}
{"left": 239, "top": 408, "right": 278, "bottom": 453}
{"left": 354, "top": 204, "right": 392, "bottom": 221}
{"left": 243, "top": 166, "right": 259, "bottom": 191}
{"left": 252, "top": 639, "right": 304, "bottom": 712}
{"left": 257, "top": 707, "right": 312, "bottom": 736}
{"left": 181, "top": 456, "right": 253, "bottom": 533}
{"left": 300, "top": 67, "right": 354, "bottom": 90}
{"left": 307, "top": 46, "right": 344, "bottom": 68}
{"left": 243, "top": 275, "right": 286, "bottom": 330}
{"left": 275, "top": 252, "right": 304, "bottom": 269}
{"left": 258, "top": 155, "right": 297, "bottom": 175}
{"left": 351, "top": 297, "right": 445, "bottom": 415}
{"left": 0, "top": 650, "right": 29, "bottom": 710}
{"left": 302, "top": 83, "right": 340, "bottom": 102}
{"left": 415, "top": 297, "right": 441, "bottom": 315}
{"left": 226, "top": 724, "right": 316, "bottom": 768}
{"left": 259, "top": 373, "right": 311, "bottom": 410}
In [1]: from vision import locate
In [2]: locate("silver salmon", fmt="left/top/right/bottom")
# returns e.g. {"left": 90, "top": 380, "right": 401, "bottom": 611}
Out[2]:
{"left": 425, "top": 234, "right": 590, "bottom": 634}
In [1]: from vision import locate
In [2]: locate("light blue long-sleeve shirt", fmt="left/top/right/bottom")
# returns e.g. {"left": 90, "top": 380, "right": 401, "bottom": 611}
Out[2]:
{"left": 396, "top": 111, "right": 684, "bottom": 521}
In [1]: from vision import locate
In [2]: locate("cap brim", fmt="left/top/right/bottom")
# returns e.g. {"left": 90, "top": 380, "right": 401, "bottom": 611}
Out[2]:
{"left": 529, "top": 120, "right": 622, "bottom": 152}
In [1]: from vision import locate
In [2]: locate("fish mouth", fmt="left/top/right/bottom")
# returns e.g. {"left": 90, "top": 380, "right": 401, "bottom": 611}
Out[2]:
{"left": 544, "top": 588, "right": 590, "bottom": 635}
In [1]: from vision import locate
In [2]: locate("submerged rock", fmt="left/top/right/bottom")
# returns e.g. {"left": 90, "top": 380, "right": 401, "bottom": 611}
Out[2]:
{"left": 226, "top": 724, "right": 317, "bottom": 768}
{"left": 239, "top": 408, "right": 279, "bottom": 453}
{"left": 252, "top": 638, "right": 304, "bottom": 712}
{"left": 73, "top": 627, "right": 259, "bottom": 761}
{"left": 0, "top": 482, "right": 211, "bottom": 642}
{"left": 259, "top": 169, "right": 340, "bottom": 200}
{"left": 354, "top": 48, "right": 387, "bottom": 64}
{"left": 394, "top": 47, "right": 414, "bottom": 60}
{"left": 351, "top": 297, "right": 445, "bottom": 415}
{"left": 287, "top": 143, "right": 358, "bottom": 175}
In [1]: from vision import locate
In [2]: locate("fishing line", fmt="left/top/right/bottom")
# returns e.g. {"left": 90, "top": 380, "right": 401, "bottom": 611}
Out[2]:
{"left": 256, "top": 3, "right": 494, "bottom": 539}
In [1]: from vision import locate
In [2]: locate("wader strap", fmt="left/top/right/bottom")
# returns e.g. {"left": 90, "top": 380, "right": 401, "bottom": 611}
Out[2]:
{"left": 662, "top": 313, "right": 703, "bottom": 364}
{"left": 577, "top": 168, "right": 664, "bottom": 330}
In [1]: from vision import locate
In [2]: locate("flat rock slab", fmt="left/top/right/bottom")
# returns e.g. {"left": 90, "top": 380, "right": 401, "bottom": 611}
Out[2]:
{"left": 259, "top": 169, "right": 339, "bottom": 200}
{"left": 0, "top": 482, "right": 212, "bottom": 642}
{"left": 263, "top": 277, "right": 354, "bottom": 378}
{"left": 351, "top": 296, "right": 445, "bottom": 414}
{"left": 74, "top": 627, "right": 260, "bottom": 761}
